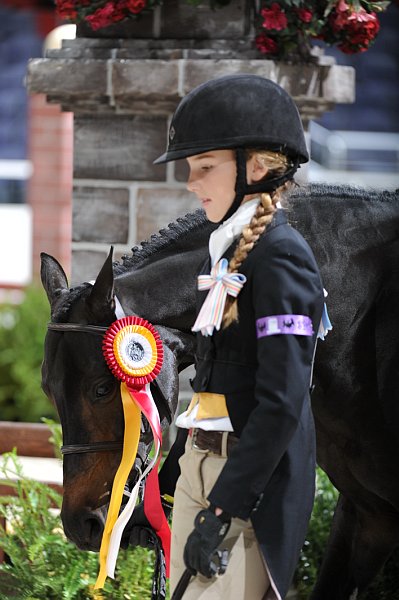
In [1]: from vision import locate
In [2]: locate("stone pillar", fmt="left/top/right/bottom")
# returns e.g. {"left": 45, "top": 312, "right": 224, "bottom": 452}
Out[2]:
{"left": 27, "top": 34, "right": 355, "bottom": 284}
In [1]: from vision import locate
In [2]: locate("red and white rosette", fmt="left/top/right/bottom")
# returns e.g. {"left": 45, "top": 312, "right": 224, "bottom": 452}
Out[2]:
{"left": 95, "top": 317, "right": 170, "bottom": 589}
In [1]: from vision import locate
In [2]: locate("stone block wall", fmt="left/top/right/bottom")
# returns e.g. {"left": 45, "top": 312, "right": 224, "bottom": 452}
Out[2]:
{"left": 70, "top": 108, "right": 199, "bottom": 284}
{"left": 76, "top": 0, "right": 251, "bottom": 40}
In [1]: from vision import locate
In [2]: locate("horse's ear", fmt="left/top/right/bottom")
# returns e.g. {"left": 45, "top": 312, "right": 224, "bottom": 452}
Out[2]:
{"left": 88, "top": 247, "right": 115, "bottom": 317}
{"left": 40, "top": 252, "right": 69, "bottom": 308}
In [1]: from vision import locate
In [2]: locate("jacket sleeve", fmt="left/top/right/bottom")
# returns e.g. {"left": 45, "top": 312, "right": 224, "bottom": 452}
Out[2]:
{"left": 207, "top": 234, "right": 323, "bottom": 519}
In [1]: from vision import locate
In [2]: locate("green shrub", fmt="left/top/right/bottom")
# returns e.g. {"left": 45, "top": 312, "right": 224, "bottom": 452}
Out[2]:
{"left": 0, "top": 286, "right": 57, "bottom": 422}
{"left": 361, "top": 548, "right": 399, "bottom": 600}
{"left": 295, "top": 467, "right": 399, "bottom": 599}
{"left": 0, "top": 452, "right": 156, "bottom": 600}
{"left": 295, "top": 468, "right": 339, "bottom": 598}
{"left": 2, "top": 451, "right": 399, "bottom": 599}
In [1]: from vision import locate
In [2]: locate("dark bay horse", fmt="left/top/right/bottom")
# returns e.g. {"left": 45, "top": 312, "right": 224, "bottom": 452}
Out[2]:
{"left": 40, "top": 183, "right": 399, "bottom": 600}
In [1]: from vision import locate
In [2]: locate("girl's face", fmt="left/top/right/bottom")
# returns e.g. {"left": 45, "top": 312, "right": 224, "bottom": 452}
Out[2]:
{"left": 186, "top": 149, "right": 268, "bottom": 223}
{"left": 186, "top": 150, "right": 237, "bottom": 223}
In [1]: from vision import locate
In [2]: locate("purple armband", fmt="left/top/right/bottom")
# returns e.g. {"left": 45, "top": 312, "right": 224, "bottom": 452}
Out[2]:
{"left": 256, "top": 314, "right": 314, "bottom": 338}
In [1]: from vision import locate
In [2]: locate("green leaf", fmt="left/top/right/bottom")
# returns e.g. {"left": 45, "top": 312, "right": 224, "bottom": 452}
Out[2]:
{"left": 365, "top": 0, "right": 391, "bottom": 10}
{"left": 323, "top": 0, "right": 338, "bottom": 18}
{"left": 0, "top": 286, "right": 57, "bottom": 423}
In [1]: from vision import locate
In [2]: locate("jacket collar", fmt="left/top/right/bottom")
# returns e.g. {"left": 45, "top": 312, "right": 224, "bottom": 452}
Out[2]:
{"left": 200, "top": 208, "right": 288, "bottom": 276}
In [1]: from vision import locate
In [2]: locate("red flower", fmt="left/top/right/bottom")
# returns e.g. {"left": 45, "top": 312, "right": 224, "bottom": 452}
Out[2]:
{"left": 327, "top": 4, "right": 380, "bottom": 53}
{"left": 56, "top": 0, "right": 78, "bottom": 19}
{"left": 255, "top": 33, "right": 279, "bottom": 55}
{"left": 351, "top": 18, "right": 379, "bottom": 47}
{"left": 123, "top": 0, "right": 147, "bottom": 14}
{"left": 260, "top": 3, "right": 288, "bottom": 31}
{"left": 297, "top": 7, "right": 313, "bottom": 24}
{"left": 85, "top": 1, "right": 125, "bottom": 30}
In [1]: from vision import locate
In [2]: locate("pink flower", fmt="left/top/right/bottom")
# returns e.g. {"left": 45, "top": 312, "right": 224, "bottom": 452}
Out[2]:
{"left": 336, "top": 0, "right": 350, "bottom": 12}
{"left": 331, "top": 2, "right": 380, "bottom": 31}
{"left": 297, "top": 7, "right": 313, "bottom": 24}
{"left": 260, "top": 3, "right": 288, "bottom": 31}
{"left": 347, "top": 7, "right": 379, "bottom": 22}
{"left": 255, "top": 33, "right": 279, "bottom": 54}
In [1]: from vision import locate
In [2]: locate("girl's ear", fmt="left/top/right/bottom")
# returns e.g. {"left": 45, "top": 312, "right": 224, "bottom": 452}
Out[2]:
{"left": 247, "top": 154, "right": 269, "bottom": 183}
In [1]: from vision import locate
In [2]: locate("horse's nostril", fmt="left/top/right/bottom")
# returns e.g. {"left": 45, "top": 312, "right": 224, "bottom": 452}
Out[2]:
{"left": 63, "top": 506, "right": 107, "bottom": 551}
{"left": 83, "top": 506, "right": 107, "bottom": 550}
{"left": 85, "top": 516, "right": 103, "bottom": 549}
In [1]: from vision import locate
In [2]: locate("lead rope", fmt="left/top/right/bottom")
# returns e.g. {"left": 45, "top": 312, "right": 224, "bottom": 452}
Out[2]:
{"left": 149, "top": 529, "right": 167, "bottom": 600}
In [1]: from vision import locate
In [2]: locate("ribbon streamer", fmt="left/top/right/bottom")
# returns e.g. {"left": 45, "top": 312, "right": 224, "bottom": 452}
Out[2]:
{"left": 104, "top": 383, "right": 170, "bottom": 580}
{"left": 95, "top": 316, "right": 170, "bottom": 589}
{"left": 192, "top": 258, "right": 246, "bottom": 336}
{"left": 95, "top": 381, "right": 141, "bottom": 589}
{"left": 318, "top": 289, "right": 333, "bottom": 341}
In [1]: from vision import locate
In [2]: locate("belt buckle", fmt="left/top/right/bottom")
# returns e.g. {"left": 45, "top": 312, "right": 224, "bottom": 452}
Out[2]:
{"left": 191, "top": 428, "right": 208, "bottom": 453}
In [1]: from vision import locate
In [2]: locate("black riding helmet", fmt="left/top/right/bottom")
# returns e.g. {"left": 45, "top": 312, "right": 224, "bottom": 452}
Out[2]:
{"left": 154, "top": 74, "right": 308, "bottom": 221}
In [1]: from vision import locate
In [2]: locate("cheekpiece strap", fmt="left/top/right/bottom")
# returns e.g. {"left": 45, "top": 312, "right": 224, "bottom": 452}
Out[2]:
{"left": 220, "top": 149, "right": 298, "bottom": 224}
{"left": 236, "top": 147, "right": 299, "bottom": 196}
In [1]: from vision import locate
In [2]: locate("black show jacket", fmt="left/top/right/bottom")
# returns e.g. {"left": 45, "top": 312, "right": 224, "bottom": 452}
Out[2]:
{"left": 162, "top": 209, "right": 324, "bottom": 600}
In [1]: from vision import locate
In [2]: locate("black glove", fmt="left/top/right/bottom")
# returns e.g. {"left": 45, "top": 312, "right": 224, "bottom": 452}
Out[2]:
{"left": 183, "top": 508, "right": 231, "bottom": 578}
{"left": 121, "top": 500, "right": 172, "bottom": 549}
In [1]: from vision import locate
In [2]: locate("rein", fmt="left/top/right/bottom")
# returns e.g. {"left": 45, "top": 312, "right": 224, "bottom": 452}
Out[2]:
{"left": 47, "top": 322, "right": 108, "bottom": 335}
{"left": 47, "top": 321, "right": 123, "bottom": 457}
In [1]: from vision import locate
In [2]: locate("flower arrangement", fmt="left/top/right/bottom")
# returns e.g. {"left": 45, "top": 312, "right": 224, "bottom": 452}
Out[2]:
{"left": 56, "top": 0, "right": 392, "bottom": 60}
{"left": 56, "top": 0, "right": 159, "bottom": 30}
{"left": 255, "top": 0, "right": 390, "bottom": 59}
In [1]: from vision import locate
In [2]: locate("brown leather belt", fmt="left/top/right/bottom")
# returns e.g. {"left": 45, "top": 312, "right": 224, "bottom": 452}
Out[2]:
{"left": 189, "top": 428, "right": 239, "bottom": 456}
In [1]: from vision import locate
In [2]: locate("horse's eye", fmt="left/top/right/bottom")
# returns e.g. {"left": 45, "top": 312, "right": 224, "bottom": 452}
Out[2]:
{"left": 95, "top": 382, "right": 115, "bottom": 401}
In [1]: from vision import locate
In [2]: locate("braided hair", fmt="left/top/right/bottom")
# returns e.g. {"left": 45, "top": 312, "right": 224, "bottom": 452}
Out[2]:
{"left": 222, "top": 150, "right": 292, "bottom": 328}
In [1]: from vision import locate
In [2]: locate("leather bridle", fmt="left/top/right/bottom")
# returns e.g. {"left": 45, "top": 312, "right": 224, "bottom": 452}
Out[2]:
{"left": 47, "top": 321, "right": 124, "bottom": 457}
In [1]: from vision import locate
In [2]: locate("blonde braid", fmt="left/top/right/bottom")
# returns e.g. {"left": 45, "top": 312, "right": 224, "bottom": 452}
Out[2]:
{"left": 222, "top": 149, "right": 292, "bottom": 329}
{"left": 222, "top": 193, "right": 276, "bottom": 328}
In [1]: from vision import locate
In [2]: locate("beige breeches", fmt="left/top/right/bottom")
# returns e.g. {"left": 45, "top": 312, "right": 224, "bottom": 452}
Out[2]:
{"left": 170, "top": 438, "right": 271, "bottom": 599}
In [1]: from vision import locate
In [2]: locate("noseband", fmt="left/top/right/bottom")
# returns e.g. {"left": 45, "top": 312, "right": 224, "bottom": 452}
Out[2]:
{"left": 47, "top": 321, "right": 124, "bottom": 457}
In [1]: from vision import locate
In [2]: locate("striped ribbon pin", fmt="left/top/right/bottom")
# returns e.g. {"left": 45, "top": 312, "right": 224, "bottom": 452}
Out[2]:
{"left": 192, "top": 258, "right": 247, "bottom": 336}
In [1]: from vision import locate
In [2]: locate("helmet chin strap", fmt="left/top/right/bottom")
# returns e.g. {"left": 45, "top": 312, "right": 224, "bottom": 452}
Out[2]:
{"left": 217, "top": 148, "right": 300, "bottom": 224}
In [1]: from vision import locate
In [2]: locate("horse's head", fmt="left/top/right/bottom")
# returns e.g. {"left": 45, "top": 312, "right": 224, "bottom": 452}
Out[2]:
{"left": 41, "top": 249, "right": 192, "bottom": 552}
{"left": 40, "top": 249, "right": 126, "bottom": 550}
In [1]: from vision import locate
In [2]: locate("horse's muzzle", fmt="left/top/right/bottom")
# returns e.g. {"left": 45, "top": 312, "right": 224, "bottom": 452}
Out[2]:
{"left": 62, "top": 505, "right": 108, "bottom": 551}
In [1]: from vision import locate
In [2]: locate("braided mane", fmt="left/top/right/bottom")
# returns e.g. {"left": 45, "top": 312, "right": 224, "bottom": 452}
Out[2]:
{"left": 113, "top": 209, "right": 209, "bottom": 276}
{"left": 288, "top": 182, "right": 396, "bottom": 202}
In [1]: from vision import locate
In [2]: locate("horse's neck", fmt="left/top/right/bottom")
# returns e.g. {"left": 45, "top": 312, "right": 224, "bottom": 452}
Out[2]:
{"left": 115, "top": 245, "right": 209, "bottom": 331}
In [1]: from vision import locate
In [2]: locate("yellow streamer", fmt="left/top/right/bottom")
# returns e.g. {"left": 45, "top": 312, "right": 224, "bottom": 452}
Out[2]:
{"left": 95, "top": 381, "right": 141, "bottom": 589}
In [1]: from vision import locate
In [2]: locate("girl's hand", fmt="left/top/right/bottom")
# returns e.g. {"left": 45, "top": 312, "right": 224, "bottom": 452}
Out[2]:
{"left": 183, "top": 508, "right": 231, "bottom": 578}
